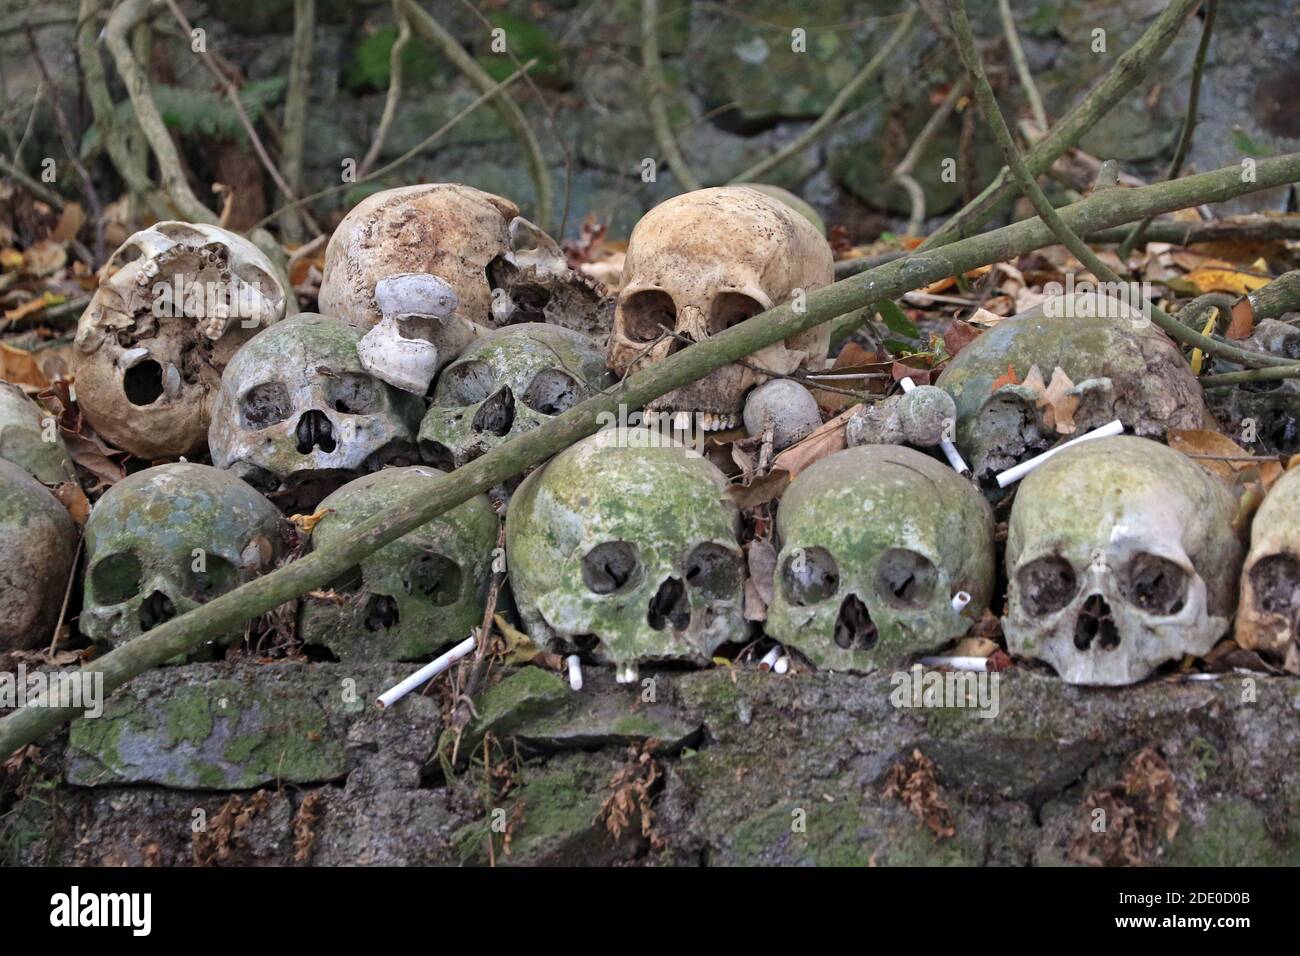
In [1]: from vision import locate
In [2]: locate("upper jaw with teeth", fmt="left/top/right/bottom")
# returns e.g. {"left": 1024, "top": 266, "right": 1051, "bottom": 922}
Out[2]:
{"left": 646, "top": 409, "right": 739, "bottom": 432}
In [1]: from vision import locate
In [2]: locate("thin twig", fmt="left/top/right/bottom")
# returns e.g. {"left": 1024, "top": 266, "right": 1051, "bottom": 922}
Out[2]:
{"left": 279, "top": 0, "right": 314, "bottom": 243}
{"left": 894, "top": 78, "right": 965, "bottom": 236}
{"left": 997, "top": 0, "right": 1047, "bottom": 132}
{"left": 48, "top": 538, "right": 82, "bottom": 656}
{"left": 1117, "top": 0, "right": 1218, "bottom": 259}
{"left": 642, "top": 0, "right": 701, "bottom": 191}
{"left": 1201, "top": 366, "right": 1300, "bottom": 388}
{"left": 359, "top": 0, "right": 410, "bottom": 178}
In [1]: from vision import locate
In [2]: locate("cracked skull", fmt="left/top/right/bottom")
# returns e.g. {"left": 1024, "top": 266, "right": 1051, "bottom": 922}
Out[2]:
{"left": 1236, "top": 464, "right": 1300, "bottom": 662}
{"left": 0, "top": 459, "right": 77, "bottom": 651}
{"left": 935, "top": 290, "right": 1211, "bottom": 487}
{"left": 607, "top": 186, "right": 833, "bottom": 429}
{"left": 73, "top": 221, "right": 286, "bottom": 459}
{"left": 81, "top": 463, "right": 285, "bottom": 646}
{"left": 766, "top": 445, "right": 995, "bottom": 672}
{"left": 1004, "top": 436, "right": 1242, "bottom": 686}
{"left": 299, "top": 467, "right": 497, "bottom": 662}
{"left": 208, "top": 313, "right": 425, "bottom": 505}
{"left": 419, "top": 322, "right": 614, "bottom": 470}
{"left": 506, "top": 427, "right": 746, "bottom": 683}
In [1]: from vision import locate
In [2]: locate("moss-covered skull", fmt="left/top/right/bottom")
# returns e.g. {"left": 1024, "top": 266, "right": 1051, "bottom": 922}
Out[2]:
{"left": 1235, "top": 465, "right": 1300, "bottom": 661}
{"left": 0, "top": 459, "right": 77, "bottom": 651}
{"left": 300, "top": 467, "right": 497, "bottom": 661}
{"left": 1005, "top": 436, "right": 1242, "bottom": 685}
{"left": 766, "top": 445, "right": 995, "bottom": 672}
{"left": 0, "top": 382, "right": 75, "bottom": 485}
{"left": 82, "top": 463, "right": 285, "bottom": 646}
{"left": 935, "top": 291, "right": 1209, "bottom": 486}
{"left": 506, "top": 427, "right": 746, "bottom": 682}
{"left": 208, "top": 313, "right": 425, "bottom": 504}
{"left": 419, "top": 323, "right": 614, "bottom": 470}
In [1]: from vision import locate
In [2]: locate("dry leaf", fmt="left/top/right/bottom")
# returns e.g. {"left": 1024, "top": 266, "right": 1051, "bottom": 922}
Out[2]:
{"left": 1225, "top": 298, "right": 1254, "bottom": 340}
{"left": 770, "top": 407, "right": 852, "bottom": 479}
{"left": 1175, "top": 264, "right": 1272, "bottom": 297}
{"left": 4, "top": 291, "right": 66, "bottom": 323}
{"left": 0, "top": 342, "right": 49, "bottom": 388}
{"left": 942, "top": 320, "right": 981, "bottom": 358}
{"left": 52, "top": 480, "right": 90, "bottom": 524}
{"left": 1041, "top": 367, "right": 1079, "bottom": 434}
{"left": 990, "top": 363, "right": 1018, "bottom": 392}
{"left": 965, "top": 307, "right": 1005, "bottom": 328}
{"left": 289, "top": 508, "right": 333, "bottom": 534}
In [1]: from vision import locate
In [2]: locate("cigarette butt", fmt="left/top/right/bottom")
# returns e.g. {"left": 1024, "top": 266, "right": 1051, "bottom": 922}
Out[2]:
{"left": 759, "top": 646, "right": 781, "bottom": 671}
{"left": 917, "top": 655, "right": 989, "bottom": 672}
{"left": 951, "top": 591, "right": 972, "bottom": 613}
{"left": 566, "top": 654, "right": 584, "bottom": 691}
{"left": 377, "top": 635, "right": 476, "bottom": 709}
{"left": 995, "top": 419, "right": 1124, "bottom": 488}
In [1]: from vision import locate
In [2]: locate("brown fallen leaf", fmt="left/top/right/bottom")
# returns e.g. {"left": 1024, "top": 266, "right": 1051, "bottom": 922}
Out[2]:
{"left": 942, "top": 319, "right": 981, "bottom": 358}
{"left": 1225, "top": 297, "right": 1254, "bottom": 340}
{"left": 0, "top": 342, "right": 50, "bottom": 388}
{"left": 770, "top": 406, "right": 853, "bottom": 479}
{"left": 1040, "top": 366, "right": 1079, "bottom": 434}
{"left": 289, "top": 508, "right": 333, "bottom": 534}
{"left": 990, "top": 363, "right": 1018, "bottom": 392}
{"left": 52, "top": 480, "right": 91, "bottom": 524}
{"left": 3, "top": 291, "right": 66, "bottom": 323}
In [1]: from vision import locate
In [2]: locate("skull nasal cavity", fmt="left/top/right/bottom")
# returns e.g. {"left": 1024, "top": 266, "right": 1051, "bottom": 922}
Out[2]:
{"left": 364, "top": 594, "right": 400, "bottom": 631}
{"left": 472, "top": 386, "right": 516, "bottom": 436}
{"left": 647, "top": 577, "right": 690, "bottom": 631}
{"left": 124, "top": 360, "right": 165, "bottom": 405}
{"left": 1074, "top": 594, "right": 1120, "bottom": 651}
{"left": 139, "top": 590, "right": 176, "bottom": 631}
{"left": 834, "top": 593, "right": 877, "bottom": 650}
{"left": 295, "top": 409, "right": 336, "bottom": 453}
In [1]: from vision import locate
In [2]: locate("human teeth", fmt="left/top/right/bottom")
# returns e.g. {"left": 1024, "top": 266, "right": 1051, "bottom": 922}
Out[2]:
{"left": 674, "top": 411, "right": 692, "bottom": 431}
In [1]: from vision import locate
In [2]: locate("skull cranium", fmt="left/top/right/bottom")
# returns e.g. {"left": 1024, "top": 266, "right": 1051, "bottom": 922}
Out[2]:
{"left": 0, "top": 459, "right": 77, "bottom": 650}
{"left": 1235, "top": 464, "right": 1300, "bottom": 663}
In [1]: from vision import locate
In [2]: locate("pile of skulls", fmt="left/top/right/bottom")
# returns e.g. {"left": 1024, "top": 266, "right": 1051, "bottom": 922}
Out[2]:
{"left": 2, "top": 181, "right": 1293, "bottom": 695}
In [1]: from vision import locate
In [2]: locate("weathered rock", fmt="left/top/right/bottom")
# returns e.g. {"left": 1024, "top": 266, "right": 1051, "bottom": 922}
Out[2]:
{"left": 0, "top": 458, "right": 77, "bottom": 651}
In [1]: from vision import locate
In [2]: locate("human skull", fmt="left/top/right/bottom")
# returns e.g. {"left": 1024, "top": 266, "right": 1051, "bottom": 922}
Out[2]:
{"left": 1004, "top": 436, "right": 1242, "bottom": 685}
{"left": 208, "top": 313, "right": 425, "bottom": 507}
{"left": 607, "top": 186, "right": 834, "bottom": 427}
{"left": 766, "top": 445, "right": 995, "bottom": 672}
{"left": 319, "top": 183, "right": 608, "bottom": 337}
{"left": 355, "top": 273, "right": 476, "bottom": 395}
{"left": 1206, "top": 320, "right": 1300, "bottom": 455}
{"left": 0, "top": 459, "right": 77, "bottom": 650}
{"left": 299, "top": 467, "right": 497, "bottom": 662}
{"left": 506, "top": 427, "right": 746, "bottom": 682}
{"left": 81, "top": 463, "right": 285, "bottom": 646}
{"left": 73, "top": 221, "right": 286, "bottom": 459}
{"left": 1235, "top": 465, "right": 1300, "bottom": 661}
{"left": 419, "top": 323, "right": 614, "bottom": 470}
{"left": 935, "top": 290, "right": 1211, "bottom": 486}
{"left": 0, "top": 382, "right": 75, "bottom": 485}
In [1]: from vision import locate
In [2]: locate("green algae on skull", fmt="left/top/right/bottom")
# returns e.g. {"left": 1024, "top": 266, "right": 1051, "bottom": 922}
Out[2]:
{"left": 419, "top": 323, "right": 614, "bottom": 470}
{"left": 935, "top": 291, "right": 1210, "bottom": 485}
{"left": 0, "top": 458, "right": 77, "bottom": 650}
{"left": 299, "top": 466, "right": 497, "bottom": 661}
{"left": 1005, "top": 436, "right": 1242, "bottom": 686}
{"left": 81, "top": 463, "right": 286, "bottom": 646}
{"left": 766, "top": 444, "right": 995, "bottom": 673}
{"left": 0, "top": 382, "right": 75, "bottom": 485}
{"left": 506, "top": 427, "right": 745, "bottom": 680}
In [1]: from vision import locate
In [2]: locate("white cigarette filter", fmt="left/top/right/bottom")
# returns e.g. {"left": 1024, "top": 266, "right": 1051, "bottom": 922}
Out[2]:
{"left": 376, "top": 635, "right": 477, "bottom": 709}
{"left": 566, "top": 654, "right": 584, "bottom": 691}
{"left": 951, "top": 591, "right": 972, "bottom": 613}
{"left": 759, "top": 646, "right": 782, "bottom": 670}
{"left": 995, "top": 419, "right": 1124, "bottom": 488}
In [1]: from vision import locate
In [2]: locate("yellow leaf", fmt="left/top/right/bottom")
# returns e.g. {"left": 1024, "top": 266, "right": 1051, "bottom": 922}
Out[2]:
{"left": 289, "top": 508, "right": 333, "bottom": 533}
{"left": 1179, "top": 265, "right": 1272, "bottom": 296}
{"left": 1189, "top": 307, "right": 1219, "bottom": 376}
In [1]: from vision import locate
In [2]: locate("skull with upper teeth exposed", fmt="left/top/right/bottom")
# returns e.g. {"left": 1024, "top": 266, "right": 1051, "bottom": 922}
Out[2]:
{"left": 81, "top": 463, "right": 285, "bottom": 646}
{"left": 935, "top": 290, "right": 1210, "bottom": 487}
{"left": 73, "top": 222, "right": 286, "bottom": 459}
{"left": 418, "top": 323, "right": 614, "bottom": 470}
{"left": 1004, "top": 436, "right": 1242, "bottom": 685}
{"left": 319, "top": 183, "right": 608, "bottom": 340}
{"left": 766, "top": 445, "right": 995, "bottom": 672}
{"left": 208, "top": 313, "right": 425, "bottom": 507}
{"left": 299, "top": 467, "right": 497, "bottom": 662}
{"left": 0, "top": 459, "right": 77, "bottom": 651}
{"left": 1235, "top": 465, "right": 1300, "bottom": 664}
{"left": 607, "top": 187, "right": 834, "bottom": 430}
{"left": 506, "top": 427, "right": 747, "bottom": 683}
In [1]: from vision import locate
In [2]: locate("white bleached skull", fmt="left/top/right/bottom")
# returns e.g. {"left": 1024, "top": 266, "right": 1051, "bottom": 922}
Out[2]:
{"left": 935, "top": 291, "right": 1210, "bottom": 487}
{"left": 419, "top": 323, "right": 614, "bottom": 470}
{"left": 506, "top": 427, "right": 746, "bottom": 682}
{"left": 208, "top": 313, "right": 425, "bottom": 505}
{"left": 607, "top": 186, "right": 834, "bottom": 429}
{"left": 73, "top": 221, "right": 286, "bottom": 459}
{"left": 299, "top": 467, "right": 497, "bottom": 662}
{"left": 0, "top": 459, "right": 77, "bottom": 651}
{"left": 1004, "top": 436, "right": 1242, "bottom": 685}
{"left": 81, "top": 463, "right": 285, "bottom": 646}
{"left": 1235, "top": 465, "right": 1300, "bottom": 662}
{"left": 355, "top": 273, "right": 477, "bottom": 394}
{"left": 318, "top": 183, "right": 608, "bottom": 337}
{"left": 766, "top": 445, "right": 995, "bottom": 672}
{"left": 0, "top": 382, "right": 75, "bottom": 485}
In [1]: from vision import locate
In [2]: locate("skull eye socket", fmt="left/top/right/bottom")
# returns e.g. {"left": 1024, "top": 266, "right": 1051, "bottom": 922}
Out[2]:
{"left": 240, "top": 381, "right": 293, "bottom": 429}
{"left": 1248, "top": 552, "right": 1300, "bottom": 615}
{"left": 1120, "top": 553, "right": 1189, "bottom": 616}
{"left": 710, "top": 293, "right": 765, "bottom": 334}
{"left": 90, "top": 552, "right": 142, "bottom": 605}
{"left": 522, "top": 369, "right": 582, "bottom": 416}
{"left": 620, "top": 290, "right": 676, "bottom": 343}
{"left": 404, "top": 552, "right": 464, "bottom": 607}
{"left": 186, "top": 555, "right": 239, "bottom": 601}
{"left": 873, "top": 548, "right": 938, "bottom": 609}
{"left": 684, "top": 542, "right": 743, "bottom": 600}
{"left": 108, "top": 241, "right": 143, "bottom": 270}
{"left": 582, "top": 541, "right": 642, "bottom": 595}
{"left": 440, "top": 360, "right": 496, "bottom": 406}
{"left": 326, "top": 373, "right": 382, "bottom": 415}
{"left": 780, "top": 546, "right": 839, "bottom": 606}
{"left": 1016, "top": 554, "right": 1078, "bottom": 615}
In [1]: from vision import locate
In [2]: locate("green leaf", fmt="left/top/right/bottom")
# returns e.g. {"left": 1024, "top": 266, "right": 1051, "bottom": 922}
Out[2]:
{"left": 1232, "top": 130, "right": 1272, "bottom": 158}
{"left": 877, "top": 300, "right": 920, "bottom": 341}
{"left": 477, "top": 13, "right": 567, "bottom": 86}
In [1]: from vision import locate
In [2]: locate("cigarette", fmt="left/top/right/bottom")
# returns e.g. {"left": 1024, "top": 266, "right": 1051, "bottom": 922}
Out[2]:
{"left": 376, "top": 635, "right": 476, "bottom": 709}
{"left": 616, "top": 661, "right": 640, "bottom": 685}
{"left": 566, "top": 654, "right": 584, "bottom": 691}
{"left": 995, "top": 419, "right": 1124, "bottom": 488}
{"left": 918, "top": 655, "right": 989, "bottom": 672}
{"left": 950, "top": 591, "right": 971, "bottom": 613}
{"left": 900, "top": 377, "right": 970, "bottom": 476}
{"left": 773, "top": 656, "right": 790, "bottom": 675}
{"left": 759, "top": 646, "right": 781, "bottom": 671}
